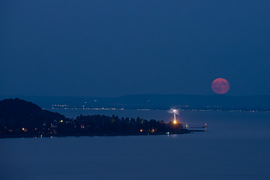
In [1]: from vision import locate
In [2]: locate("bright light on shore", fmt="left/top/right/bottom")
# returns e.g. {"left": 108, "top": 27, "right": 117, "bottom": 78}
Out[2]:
{"left": 168, "top": 108, "right": 179, "bottom": 124}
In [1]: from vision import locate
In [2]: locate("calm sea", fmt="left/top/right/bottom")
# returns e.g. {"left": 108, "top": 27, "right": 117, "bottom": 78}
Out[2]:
{"left": 1, "top": 110, "right": 270, "bottom": 180}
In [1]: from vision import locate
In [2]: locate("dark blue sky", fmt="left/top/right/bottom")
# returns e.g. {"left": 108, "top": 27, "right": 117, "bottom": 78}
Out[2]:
{"left": 1, "top": 0, "right": 270, "bottom": 97}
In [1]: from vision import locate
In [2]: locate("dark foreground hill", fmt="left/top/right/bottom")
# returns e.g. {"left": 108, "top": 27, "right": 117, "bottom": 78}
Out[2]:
{"left": 0, "top": 98, "right": 66, "bottom": 133}
{"left": 0, "top": 99, "right": 191, "bottom": 138}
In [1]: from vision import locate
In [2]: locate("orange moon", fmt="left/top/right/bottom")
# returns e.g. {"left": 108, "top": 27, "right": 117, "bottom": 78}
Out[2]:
{"left": 211, "top": 78, "right": 230, "bottom": 94}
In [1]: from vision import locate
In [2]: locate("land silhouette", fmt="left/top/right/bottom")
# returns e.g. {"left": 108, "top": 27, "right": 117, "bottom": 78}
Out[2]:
{"left": 0, "top": 98, "right": 194, "bottom": 138}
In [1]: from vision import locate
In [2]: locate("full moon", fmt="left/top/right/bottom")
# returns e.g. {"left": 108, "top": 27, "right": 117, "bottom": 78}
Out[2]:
{"left": 211, "top": 78, "right": 230, "bottom": 94}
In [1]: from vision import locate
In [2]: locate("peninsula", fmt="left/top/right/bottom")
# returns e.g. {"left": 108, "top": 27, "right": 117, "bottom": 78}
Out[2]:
{"left": 0, "top": 99, "right": 197, "bottom": 138}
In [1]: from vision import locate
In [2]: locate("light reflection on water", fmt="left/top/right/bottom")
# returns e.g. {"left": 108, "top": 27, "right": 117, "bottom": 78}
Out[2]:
{"left": 1, "top": 110, "right": 270, "bottom": 180}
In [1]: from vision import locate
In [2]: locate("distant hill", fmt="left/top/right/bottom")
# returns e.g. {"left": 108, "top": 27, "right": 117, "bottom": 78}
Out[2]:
{"left": 0, "top": 98, "right": 66, "bottom": 131}
{"left": 112, "top": 94, "right": 270, "bottom": 109}
{"left": 1, "top": 94, "right": 270, "bottom": 110}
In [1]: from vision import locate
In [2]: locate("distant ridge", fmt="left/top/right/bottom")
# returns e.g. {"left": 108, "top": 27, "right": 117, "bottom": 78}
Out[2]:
{"left": 1, "top": 94, "right": 270, "bottom": 109}
{"left": 115, "top": 94, "right": 270, "bottom": 107}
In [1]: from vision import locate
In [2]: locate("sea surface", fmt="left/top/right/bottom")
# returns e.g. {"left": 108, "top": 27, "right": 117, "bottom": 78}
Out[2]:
{"left": 1, "top": 110, "right": 270, "bottom": 180}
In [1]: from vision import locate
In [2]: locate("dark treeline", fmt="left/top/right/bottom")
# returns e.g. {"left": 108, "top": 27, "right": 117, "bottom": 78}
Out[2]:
{"left": 57, "top": 114, "right": 183, "bottom": 136}
{"left": 0, "top": 99, "right": 186, "bottom": 138}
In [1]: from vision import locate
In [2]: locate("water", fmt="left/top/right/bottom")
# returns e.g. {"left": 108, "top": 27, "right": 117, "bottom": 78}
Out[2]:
{"left": 1, "top": 110, "right": 270, "bottom": 180}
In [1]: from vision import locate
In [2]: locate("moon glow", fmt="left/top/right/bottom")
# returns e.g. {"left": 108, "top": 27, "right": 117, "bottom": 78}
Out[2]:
{"left": 212, "top": 78, "right": 230, "bottom": 94}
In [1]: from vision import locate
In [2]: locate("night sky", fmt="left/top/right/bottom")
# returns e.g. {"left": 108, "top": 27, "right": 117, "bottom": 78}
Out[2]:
{"left": 1, "top": 0, "right": 270, "bottom": 97}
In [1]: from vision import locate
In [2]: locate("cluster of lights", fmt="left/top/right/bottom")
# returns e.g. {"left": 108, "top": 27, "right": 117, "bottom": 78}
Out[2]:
{"left": 52, "top": 106, "right": 125, "bottom": 110}
{"left": 52, "top": 104, "right": 68, "bottom": 107}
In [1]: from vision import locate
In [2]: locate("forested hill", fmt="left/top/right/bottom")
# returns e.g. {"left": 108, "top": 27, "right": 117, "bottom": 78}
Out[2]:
{"left": 0, "top": 98, "right": 66, "bottom": 131}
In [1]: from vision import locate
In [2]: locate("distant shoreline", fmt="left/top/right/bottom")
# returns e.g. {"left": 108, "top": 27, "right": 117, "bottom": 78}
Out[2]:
{"left": 51, "top": 107, "right": 270, "bottom": 113}
{"left": 2, "top": 94, "right": 270, "bottom": 112}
